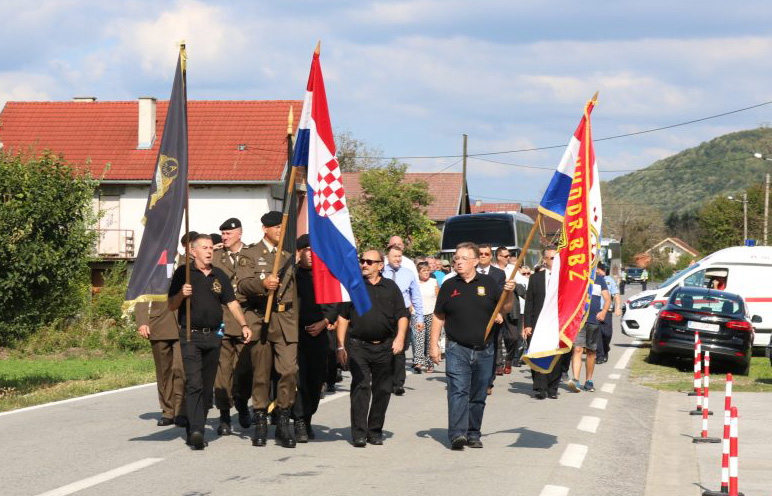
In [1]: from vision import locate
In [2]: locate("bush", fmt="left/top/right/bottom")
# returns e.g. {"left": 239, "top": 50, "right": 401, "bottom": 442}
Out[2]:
{"left": 0, "top": 151, "right": 97, "bottom": 345}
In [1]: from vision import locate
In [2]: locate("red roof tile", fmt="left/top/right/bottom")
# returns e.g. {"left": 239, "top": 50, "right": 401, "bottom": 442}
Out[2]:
{"left": 471, "top": 202, "right": 521, "bottom": 213}
{"left": 341, "top": 171, "right": 463, "bottom": 222}
{"left": 0, "top": 100, "right": 302, "bottom": 182}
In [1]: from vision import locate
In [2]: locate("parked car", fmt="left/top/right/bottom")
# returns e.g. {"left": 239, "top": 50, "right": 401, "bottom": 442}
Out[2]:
{"left": 622, "top": 246, "right": 772, "bottom": 349}
{"left": 625, "top": 267, "right": 645, "bottom": 284}
{"left": 648, "top": 287, "right": 759, "bottom": 375}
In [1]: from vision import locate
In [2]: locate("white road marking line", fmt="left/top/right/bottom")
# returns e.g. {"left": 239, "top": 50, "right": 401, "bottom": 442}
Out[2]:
{"left": 35, "top": 458, "right": 163, "bottom": 496}
{"left": 590, "top": 398, "right": 608, "bottom": 410}
{"left": 539, "top": 485, "right": 570, "bottom": 496}
{"left": 613, "top": 340, "right": 642, "bottom": 369}
{"left": 0, "top": 383, "right": 156, "bottom": 418}
{"left": 577, "top": 416, "right": 601, "bottom": 433}
{"left": 601, "top": 383, "right": 616, "bottom": 394}
{"left": 560, "top": 444, "right": 588, "bottom": 468}
{"left": 609, "top": 373, "right": 621, "bottom": 380}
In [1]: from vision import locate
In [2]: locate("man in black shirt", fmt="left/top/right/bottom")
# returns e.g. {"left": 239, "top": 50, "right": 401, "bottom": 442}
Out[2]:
{"left": 292, "top": 234, "right": 338, "bottom": 442}
{"left": 429, "top": 242, "right": 515, "bottom": 450}
{"left": 336, "top": 249, "right": 409, "bottom": 447}
{"left": 168, "top": 234, "right": 252, "bottom": 450}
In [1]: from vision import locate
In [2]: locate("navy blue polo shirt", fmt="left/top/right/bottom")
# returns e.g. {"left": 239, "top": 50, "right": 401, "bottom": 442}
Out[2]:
{"left": 434, "top": 272, "right": 501, "bottom": 347}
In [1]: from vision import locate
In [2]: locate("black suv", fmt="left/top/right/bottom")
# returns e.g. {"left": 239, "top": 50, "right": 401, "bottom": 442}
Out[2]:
{"left": 625, "top": 267, "right": 644, "bottom": 284}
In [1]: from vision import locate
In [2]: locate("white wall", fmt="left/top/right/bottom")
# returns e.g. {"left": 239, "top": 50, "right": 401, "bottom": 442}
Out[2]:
{"left": 97, "top": 184, "right": 279, "bottom": 257}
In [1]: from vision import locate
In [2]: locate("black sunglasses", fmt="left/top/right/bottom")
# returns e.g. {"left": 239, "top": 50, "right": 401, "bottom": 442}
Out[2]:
{"left": 359, "top": 258, "right": 381, "bottom": 266}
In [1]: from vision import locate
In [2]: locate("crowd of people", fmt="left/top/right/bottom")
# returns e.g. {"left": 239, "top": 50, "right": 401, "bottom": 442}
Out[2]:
{"left": 135, "top": 216, "right": 622, "bottom": 452}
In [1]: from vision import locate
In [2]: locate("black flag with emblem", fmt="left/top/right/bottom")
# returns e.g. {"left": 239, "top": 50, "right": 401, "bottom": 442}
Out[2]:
{"left": 123, "top": 48, "right": 188, "bottom": 312}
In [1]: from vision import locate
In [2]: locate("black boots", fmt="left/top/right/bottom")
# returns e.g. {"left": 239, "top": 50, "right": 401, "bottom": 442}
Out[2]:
{"left": 217, "top": 409, "right": 232, "bottom": 436}
{"left": 275, "top": 408, "right": 296, "bottom": 448}
{"left": 294, "top": 417, "right": 309, "bottom": 443}
{"left": 252, "top": 409, "right": 268, "bottom": 447}
{"left": 235, "top": 399, "right": 252, "bottom": 429}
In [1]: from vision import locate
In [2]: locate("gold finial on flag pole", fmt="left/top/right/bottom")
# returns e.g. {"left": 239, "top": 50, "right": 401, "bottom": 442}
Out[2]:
{"left": 591, "top": 91, "right": 599, "bottom": 103}
{"left": 287, "top": 106, "right": 294, "bottom": 135}
{"left": 315, "top": 40, "right": 321, "bottom": 55}
{"left": 177, "top": 40, "right": 187, "bottom": 73}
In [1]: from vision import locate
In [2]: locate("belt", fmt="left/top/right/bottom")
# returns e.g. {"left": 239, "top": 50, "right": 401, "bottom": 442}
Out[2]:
{"left": 448, "top": 337, "right": 489, "bottom": 351}
{"left": 186, "top": 327, "right": 217, "bottom": 334}
{"left": 349, "top": 336, "right": 391, "bottom": 345}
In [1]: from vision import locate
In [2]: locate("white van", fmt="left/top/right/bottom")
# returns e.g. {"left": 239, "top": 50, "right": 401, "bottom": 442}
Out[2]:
{"left": 621, "top": 246, "right": 772, "bottom": 348}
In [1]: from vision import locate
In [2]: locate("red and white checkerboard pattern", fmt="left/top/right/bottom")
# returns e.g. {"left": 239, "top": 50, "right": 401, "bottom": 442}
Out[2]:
{"left": 313, "top": 158, "right": 347, "bottom": 217}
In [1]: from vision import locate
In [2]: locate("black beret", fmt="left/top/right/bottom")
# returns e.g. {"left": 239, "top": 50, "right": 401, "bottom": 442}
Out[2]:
{"left": 219, "top": 218, "right": 241, "bottom": 231}
{"left": 180, "top": 231, "right": 198, "bottom": 245}
{"left": 297, "top": 234, "right": 310, "bottom": 250}
{"left": 261, "top": 211, "right": 283, "bottom": 227}
{"left": 210, "top": 233, "right": 222, "bottom": 245}
{"left": 597, "top": 262, "right": 607, "bottom": 272}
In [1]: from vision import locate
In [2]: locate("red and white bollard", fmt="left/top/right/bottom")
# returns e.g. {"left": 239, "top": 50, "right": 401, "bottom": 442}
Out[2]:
{"left": 690, "top": 339, "right": 709, "bottom": 415}
{"left": 693, "top": 352, "right": 719, "bottom": 443}
{"left": 689, "top": 332, "right": 701, "bottom": 396}
{"left": 701, "top": 375, "right": 742, "bottom": 496}
{"left": 729, "top": 407, "right": 740, "bottom": 496}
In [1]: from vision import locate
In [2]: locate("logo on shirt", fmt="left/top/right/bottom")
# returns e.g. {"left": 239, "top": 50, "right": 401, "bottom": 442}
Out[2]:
{"left": 212, "top": 280, "right": 222, "bottom": 294}
{"left": 451, "top": 289, "right": 461, "bottom": 298}
{"left": 477, "top": 286, "right": 486, "bottom": 296}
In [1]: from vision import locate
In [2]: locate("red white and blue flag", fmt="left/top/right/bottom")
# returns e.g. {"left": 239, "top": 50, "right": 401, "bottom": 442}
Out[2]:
{"left": 524, "top": 96, "right": 602, "bottom": 373}
{"left": 292, "top": 47, "right": 371, "bottom": 314}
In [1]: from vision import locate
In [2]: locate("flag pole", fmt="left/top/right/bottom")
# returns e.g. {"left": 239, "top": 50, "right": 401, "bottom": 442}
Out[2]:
{"left": 262, "top": 106, "right": 297, "bottom": 330}
{"left": 483, "top": 212, "right": 541, "bottom": 341}
{"left": 179, "top": 41, "right": 191, "bottom": 343}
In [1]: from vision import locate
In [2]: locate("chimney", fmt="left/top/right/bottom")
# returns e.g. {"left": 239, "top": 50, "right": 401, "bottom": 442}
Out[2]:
{"left": 137, "top": 96, "right": 157, "bottom": 149}
{"left": 73, "top": 97, "right": 97, "bottom": 102}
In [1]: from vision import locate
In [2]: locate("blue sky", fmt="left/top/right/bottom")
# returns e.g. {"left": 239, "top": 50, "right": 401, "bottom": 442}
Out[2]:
{"left": 2, "top": 0, "right": 772, "bottom": 206}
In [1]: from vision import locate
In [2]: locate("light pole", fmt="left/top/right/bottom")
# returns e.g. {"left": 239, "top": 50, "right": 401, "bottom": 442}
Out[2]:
{"left": 753, "top": 152, "right": 771, "bottom": 245}
{"left": 728, "top": 194, "right": 748, "bottom": 244}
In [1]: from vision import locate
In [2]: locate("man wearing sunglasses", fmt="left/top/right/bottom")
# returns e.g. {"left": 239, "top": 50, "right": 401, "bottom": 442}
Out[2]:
{"left": 336, "top": 250, "right": 410, "bottom": 447}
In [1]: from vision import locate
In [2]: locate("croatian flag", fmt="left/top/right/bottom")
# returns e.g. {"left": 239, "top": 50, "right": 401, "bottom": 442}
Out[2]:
{"left": 292, "top": 46, "right": 371, "bottom": 314}
{"left": 524, "top": 95, "right": 602, "bottom": 373}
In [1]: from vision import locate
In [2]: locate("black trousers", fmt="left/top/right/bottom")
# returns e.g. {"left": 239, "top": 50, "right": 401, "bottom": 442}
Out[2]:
{"left": 496, "top": 320, "right": 519, "bottom": 366}
{"left": 532, "top": 352, "right": 568, "bottom": 395}
{"left": 292, "top": 329, "right": 329, "bottom": 422}
{"left": 596, "top": 318, "right": 613, "bottom": 360}
{"left": 180, "top": 330, "right": 222, "bottom": 434}
{"left": 348, "top": 337, "right": 394, "bottom": 440}
{"left": 391, "top": 331, "right": 410, "bottom": 388}
{"left": 326, "top": 330, "right": 338, "bottom": 387}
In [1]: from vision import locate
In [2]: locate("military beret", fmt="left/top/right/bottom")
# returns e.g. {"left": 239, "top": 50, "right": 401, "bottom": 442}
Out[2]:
{"left": 219, "top": 218, "right": 242, "bottom": 231}
{"left": 180, "top": 231, "right": 198, "bottom": 245}
{"left": 261, "top": 211, "right": 283, "bottom": 227}
{"left": 297, "top": 234, "right": 310, "bottom": 250}
{"left": 597, "top": 262, "right": 607, "bottom": 271}
{"left": 210, "top": 233, "right": 223, "bottom": 245}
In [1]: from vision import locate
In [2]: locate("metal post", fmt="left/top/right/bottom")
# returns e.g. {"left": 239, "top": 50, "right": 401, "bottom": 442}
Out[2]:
{"left": 461, "top": 134, "right": 468, "bottom": 214}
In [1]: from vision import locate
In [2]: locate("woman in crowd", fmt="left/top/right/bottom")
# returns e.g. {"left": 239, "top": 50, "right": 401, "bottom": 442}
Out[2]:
{"left": 415, "top": 261, "right": 439, "bottom": 373}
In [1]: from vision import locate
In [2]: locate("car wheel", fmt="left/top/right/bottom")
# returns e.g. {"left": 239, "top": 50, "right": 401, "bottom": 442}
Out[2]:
{"left": 647, "top": 350, "right": 662, "bottom": 364}
{"left": 736, "top": 360, "right": 750, "bottom": 377}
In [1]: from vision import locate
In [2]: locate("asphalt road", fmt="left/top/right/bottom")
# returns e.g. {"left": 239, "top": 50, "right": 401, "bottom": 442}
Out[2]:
{"left": 1, "top": 309, "right": 656, "bottom": 496}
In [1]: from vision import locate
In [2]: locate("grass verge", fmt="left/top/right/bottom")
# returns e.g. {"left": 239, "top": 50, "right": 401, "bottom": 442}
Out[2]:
{"left": 0, "top": 350, "right": 155, "bottom": 412}
{"left": 629, "top": 344, "right": 772, "bottom": 392}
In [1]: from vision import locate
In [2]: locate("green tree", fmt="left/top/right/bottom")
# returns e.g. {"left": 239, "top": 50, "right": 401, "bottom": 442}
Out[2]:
{"left": 335, "top": 131, "right": 383, "bottom": 172}
{"left": 0, "top": 151, "right": 97, "bottom": 345}
{"left": 350, "top": 161, "right": 440, "bottom": 256}
{"left": 698, "top": 183, "right": 765, "bottom": 253}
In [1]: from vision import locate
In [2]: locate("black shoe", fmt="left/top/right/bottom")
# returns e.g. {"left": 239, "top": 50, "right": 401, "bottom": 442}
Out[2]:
{"left": 393, "top": 387, "right": 405, "bottom": 396}
{"left": 597, "top": 357, "right": 608, "bottom": 364}
{"left": 548, "top": 393, "right": 558, "bottom": 399}
{"left": 367, "top": 435, "right": 383, "bottom": 445}
{"left": 451, "top": 436, "right": 467, "bottom": 450}
{"left": 534, "top": 390, "right": 546, "bottom": 400}
{"left": 157, "top": 417, "right": 174, "bottom": 427}
{"left": 336, "top": 370, "right": 343, "bottom": 383}
{"left": 217, "top": 409, "right": 232, "bottom": 436}
{"left": 189, "top": 430, "right": 206, "bottom": 450}
{"left": 174, "top": 415, "right": 189, "bottom": 428}
{"left": 275, "top": 408, "right": 296, "bottom": 448}
{"left": 252, "top": 409, "right": 268, "bottom": 447}
{"left": 235, "top": 401, "right": 252, "bottom": 429}
{"left": 352, "top": 437, "right": 367, "bottom": 448}
{"left": 306, "top": 422, "right": 316, "bottom": 440}
{"left": 295, "top": 418, "right": 309, "bottom": 443}
{"left": 467, "top": 439, "right": 483, "bottom": 449}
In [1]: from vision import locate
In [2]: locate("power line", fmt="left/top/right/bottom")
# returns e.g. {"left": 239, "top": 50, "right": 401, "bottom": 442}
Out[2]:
{"left": 352, "top": 99, "right": 772, "bottom": 160}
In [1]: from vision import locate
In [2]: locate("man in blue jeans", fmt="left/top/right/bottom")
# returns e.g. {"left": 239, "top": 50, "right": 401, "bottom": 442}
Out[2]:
{"left": 429, "top": 242, "right": 515, "bottom": 450}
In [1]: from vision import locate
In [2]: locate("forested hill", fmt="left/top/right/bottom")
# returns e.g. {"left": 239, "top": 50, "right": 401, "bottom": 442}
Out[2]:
{"left": 603, "top": 127, "right": 772, "bottom": 214}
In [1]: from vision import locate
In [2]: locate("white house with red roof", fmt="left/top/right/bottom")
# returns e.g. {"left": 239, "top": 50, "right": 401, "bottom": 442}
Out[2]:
{"left": 647, "top": 237, "right": 700, "bottom": 265}
{"left": 0, "top": 98, "right": 302, "bottom": 258}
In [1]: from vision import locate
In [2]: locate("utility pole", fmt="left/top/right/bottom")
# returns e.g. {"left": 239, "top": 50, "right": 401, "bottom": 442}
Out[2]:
{"left": 765, "top": 172, "right": 769, "bottom": 245}
{"left": 743, "top": 192, "right": 748, "bottom": 243}
{"left": 461, "top": 134, "right": 468, "bottom": 214}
